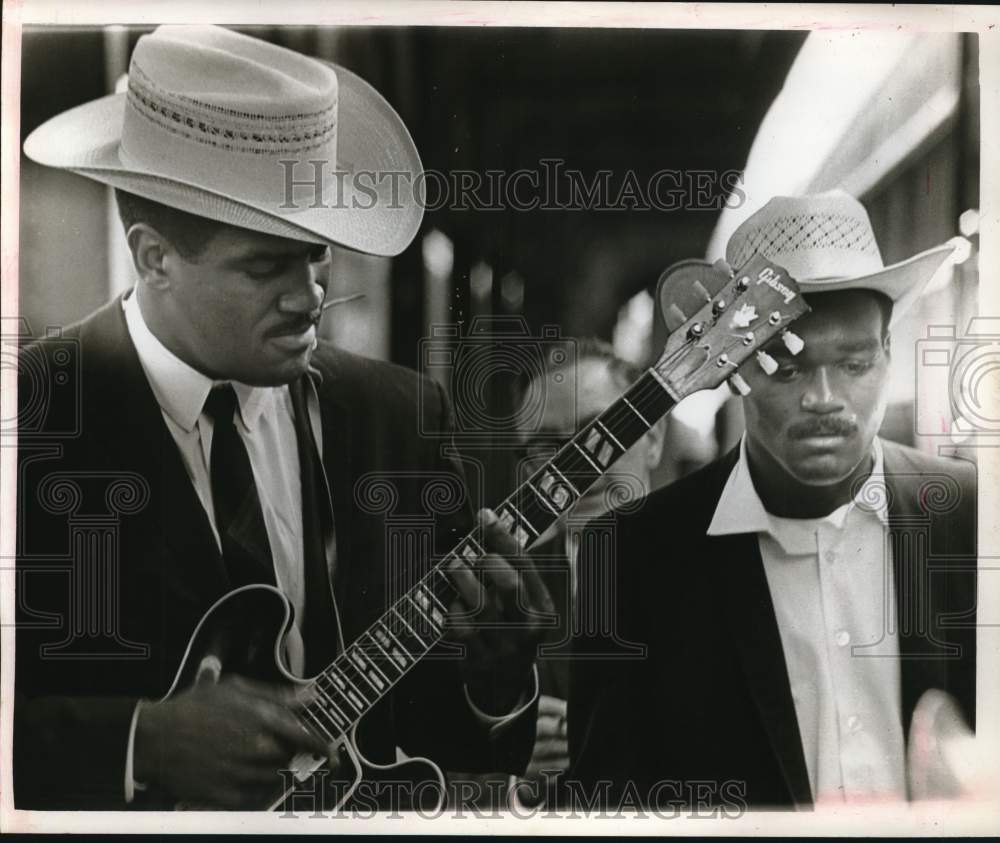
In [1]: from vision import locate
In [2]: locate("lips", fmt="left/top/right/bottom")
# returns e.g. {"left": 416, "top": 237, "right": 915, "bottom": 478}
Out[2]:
{"left": 267, "top": 320, "right": 316, "bottom": 352}
{"left": 267, "top": 318, "right": 316, "bottom": 340}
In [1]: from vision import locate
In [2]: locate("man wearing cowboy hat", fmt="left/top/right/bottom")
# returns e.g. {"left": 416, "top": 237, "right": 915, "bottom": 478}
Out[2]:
{"left": 568, "top": 191, "right": 977, "bottom": 808}
{"left": 15, "top": 25, "right": 548, "bottom": 810}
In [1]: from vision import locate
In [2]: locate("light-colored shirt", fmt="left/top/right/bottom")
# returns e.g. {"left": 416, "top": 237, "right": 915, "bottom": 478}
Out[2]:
{"left": 707, "top": 436, "right": 906, "bottom": 804}
{"left": 120, "top": 287, "right": 535, "bottom": 802}
{"left": 124, "top": 287, "right": 310, "bottom": 660}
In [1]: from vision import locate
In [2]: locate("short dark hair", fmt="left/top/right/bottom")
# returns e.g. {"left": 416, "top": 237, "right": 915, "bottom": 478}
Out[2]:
{"left": 114, "top": 189, "right": 226, "bottom": 260}
{"left": 804, "top": 288, "right": 894, "bottom": 339}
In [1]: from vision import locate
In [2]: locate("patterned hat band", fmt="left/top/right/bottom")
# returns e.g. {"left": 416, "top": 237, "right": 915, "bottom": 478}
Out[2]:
{"left": 125, "top": 62, "right": 339, "bottom": 157}
{"left": 118, "top": 65, "right": 340, "bottom": 209}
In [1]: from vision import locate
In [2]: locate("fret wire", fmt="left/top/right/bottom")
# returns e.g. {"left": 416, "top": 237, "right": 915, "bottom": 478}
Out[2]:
{"left": 430, "top": 564, "right": 460, "bottom": 605}
{"left": 500, "top": 500, "right": 539, "bottom": 536}
{"left": 405, "top": 592, "right": 439, "bottom": 632}
{"left": 313, "top": 681, "right": 351, "bottom": 727}
{"left": 305, "top": 699, "right": 342, "bottom": 735}
{"left": 383, "top": 604, "right": 420, "bottom": 655}
{"left": 402, "top": 593, "right": 441, "bottom": 645}
{"left": 571, "top": 441, "right": 602, "bottom": 472}
{"left": 547, "top": 464, "right": 580, "bottom": 496}
{"left": 415, "top": 579, "right": 449, "bottom": 620}
{"left": 594, "top": 420, "right": 625, "bottom": 451}
{"left": 300, "top": 705, "right": 335, "bottom": 741}
{"left": 646, "top": 366, "right": 678, "bottom": 400}
{"left": 327, "top": 663, "right": 370, "bottom": 711}
{"left": 514, "top": 487, "right": 551, "bottom": 532}
{"left": 429, "top": 562, "right": 460, "bottom": 601}
{"left": 354, "top": 633, "right": 394, "bottom": 682}
{"left": 347, "top": 645, "right": 390, "bottom": 692}
{"left": 621, "top": 396, "right": 650, "bottom": 426}
{"left": 419, "top": 576, "right": 450, "bottom": 614}
{"left": 364, "top": 630, "right": 403, "bottom": 677}
{"left": 526, "top": 479, "right": 561, "bottom": 516}
{"left": 377, "top": 617, "right": 415, "bottom": 664}
{"left": 392, "top": 605, "right": 431, "bottom": 650}
{"left": 340, "top": 655, "right": 387, "bottom": 708}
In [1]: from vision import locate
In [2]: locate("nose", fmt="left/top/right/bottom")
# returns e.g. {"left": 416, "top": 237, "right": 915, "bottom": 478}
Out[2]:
{"left": 800, "top": 366, "right": 845, "bottom": 414}
{"left": 277, "top": 260, "right": 327, "bottom": 317}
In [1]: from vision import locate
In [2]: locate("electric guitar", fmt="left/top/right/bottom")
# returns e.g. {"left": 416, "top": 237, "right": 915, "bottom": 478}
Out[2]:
{"left": 159, "top": 254, "right": 811, "bottom": 811}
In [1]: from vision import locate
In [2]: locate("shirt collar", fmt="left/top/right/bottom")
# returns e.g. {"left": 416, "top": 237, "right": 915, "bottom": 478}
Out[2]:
{"left": 123, "top": 288, "right": 273, "bottom": 433}
{"left": 707, "top": 434, "right": 888, "bottom": 551}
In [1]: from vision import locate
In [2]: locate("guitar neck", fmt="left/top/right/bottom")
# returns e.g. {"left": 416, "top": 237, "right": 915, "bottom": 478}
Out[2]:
{"left": 296, "top": 368, "right": 676, "bottom": 743}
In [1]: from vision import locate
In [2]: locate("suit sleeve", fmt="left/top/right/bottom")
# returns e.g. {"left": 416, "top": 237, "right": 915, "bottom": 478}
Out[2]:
{"left": 391, "top": 379, "right": 538, "bottom": 774}
{"left": 13, "top": 342, "right": 142, "bottom": 809}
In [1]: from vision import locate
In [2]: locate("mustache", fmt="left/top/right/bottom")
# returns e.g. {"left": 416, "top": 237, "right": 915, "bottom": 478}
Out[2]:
{"left": 787, "top": 416, "right": 858, "bottom": 439}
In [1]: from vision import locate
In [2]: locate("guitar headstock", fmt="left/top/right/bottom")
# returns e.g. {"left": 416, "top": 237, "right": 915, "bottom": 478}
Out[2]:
{"left": 653, "top": 255, "right": 811, "bottom": 399}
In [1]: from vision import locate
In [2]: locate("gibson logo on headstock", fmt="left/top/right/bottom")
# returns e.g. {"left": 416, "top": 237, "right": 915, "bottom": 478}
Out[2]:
{"left": 753, "top": 266, "right": 797, "bottom": 305}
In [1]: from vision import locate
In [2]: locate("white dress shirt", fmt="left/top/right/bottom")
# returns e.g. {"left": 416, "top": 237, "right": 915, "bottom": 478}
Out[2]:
{"left": 707, "top": 436, "right": 906, "bottom": 804}
{"left": 120, "top": 287, "right": 535, "bottom": 801}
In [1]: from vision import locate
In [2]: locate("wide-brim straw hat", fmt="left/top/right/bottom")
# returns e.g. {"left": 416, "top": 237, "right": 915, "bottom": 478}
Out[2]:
{"left": 23, "top": 25, "right": 423, "bottom": 257}
{"left": 725, "top": 191, "right": 962, "bottom": 326}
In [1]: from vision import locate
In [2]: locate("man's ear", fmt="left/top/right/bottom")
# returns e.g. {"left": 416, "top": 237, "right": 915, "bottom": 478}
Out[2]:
{"left": 125, "top": 223, "right": 173, "bottom": 290}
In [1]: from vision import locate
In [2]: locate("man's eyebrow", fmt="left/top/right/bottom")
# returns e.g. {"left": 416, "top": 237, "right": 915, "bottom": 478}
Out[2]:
{"left": 228, "top": 243, "right": 324, "bottom": 264}
{"left": 836, "top": 338, "right": 882, "bottom": 353}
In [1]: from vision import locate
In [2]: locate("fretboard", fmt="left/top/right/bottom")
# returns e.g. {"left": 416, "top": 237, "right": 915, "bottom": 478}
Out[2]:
{"left": 296, "top": 368, "right": 676, "bottom": 743}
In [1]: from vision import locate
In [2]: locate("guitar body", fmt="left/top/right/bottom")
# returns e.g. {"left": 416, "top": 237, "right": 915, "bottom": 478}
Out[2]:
{"left": 158, "top": 584, "right": 445, "bottom": 812}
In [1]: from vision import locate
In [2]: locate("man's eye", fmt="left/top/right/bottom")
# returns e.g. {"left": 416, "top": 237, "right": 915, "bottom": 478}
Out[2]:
{"left": 246, "top": 260, "right": 283, "bottom": 278}
{"left": 774, "top": 366, "right": 800, "bottom": 382}
{"left": 842, "top": 360, "right": 874, "bottom": 375}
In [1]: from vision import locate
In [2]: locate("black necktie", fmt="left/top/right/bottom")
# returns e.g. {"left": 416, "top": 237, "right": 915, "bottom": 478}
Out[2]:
{"left": 289, "top": 376, "right": 341, "bottom": 675}
{"left": 203, "top": 385, "right": 276, "bottom": 587}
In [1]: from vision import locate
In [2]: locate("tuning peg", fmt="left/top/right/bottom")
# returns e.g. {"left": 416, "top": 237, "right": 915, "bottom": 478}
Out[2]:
{"left": 728, "top": 372, "right": 752, "bottom": 396}
{"left": 665, "top": 303, "right": 687, "bottom": 332}
{"left": 692, "top": 281, "right": 712, "bottom": 303}
{"left": 712, "top": 258, "right": 734, "bottom": 278}
{"left": 756, "top": 350, "right": 778, "bottom": 375}
{"left": 781, "top": 330, "right": 805, "bottom": 356}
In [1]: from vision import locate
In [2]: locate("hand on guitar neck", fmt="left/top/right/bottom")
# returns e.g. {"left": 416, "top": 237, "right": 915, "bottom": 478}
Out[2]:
{"left": 445, "top": 508, "right": 555, "bottom": 715}
{"left": 134, "top": 675, "right": 329, "bottom": 810}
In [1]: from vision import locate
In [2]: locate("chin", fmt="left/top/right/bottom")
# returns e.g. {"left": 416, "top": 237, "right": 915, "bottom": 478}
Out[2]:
{"left": 785, "top": 454, "right": 859, "bottom": 486}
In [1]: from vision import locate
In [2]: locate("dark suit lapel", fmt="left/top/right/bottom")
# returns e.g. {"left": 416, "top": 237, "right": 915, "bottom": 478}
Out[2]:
{"left": 83, "top": 297, "right": 230, "bottom": 597}
{"left": 714, "top": 530, "right": 814, "bottom": 806}
{"left": 884, "top": 452, "right": 947, "bottom": 738}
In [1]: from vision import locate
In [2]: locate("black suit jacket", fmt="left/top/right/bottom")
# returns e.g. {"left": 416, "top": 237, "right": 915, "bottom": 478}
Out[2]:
{"left": 568, "top": 441, "right": 977, "bottom": 810}
{"left": 14, "top": 296, "right": 535, "bottom": 809}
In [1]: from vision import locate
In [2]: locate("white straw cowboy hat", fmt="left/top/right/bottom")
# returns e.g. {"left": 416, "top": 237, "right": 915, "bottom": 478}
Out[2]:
{"left": 23, "top": 25, "right": 423, "bottom": 257}
{"left": 725, "top": 191, "right": 962, "bottom": 326}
